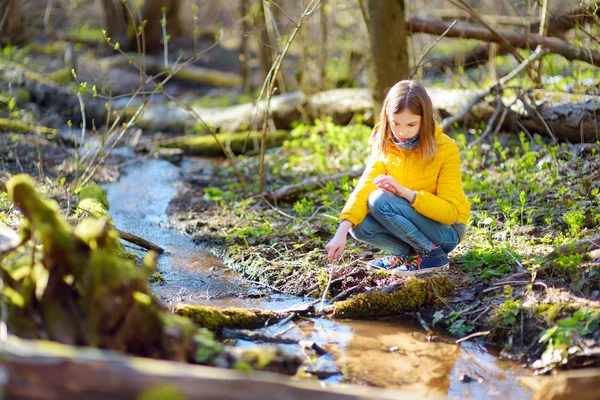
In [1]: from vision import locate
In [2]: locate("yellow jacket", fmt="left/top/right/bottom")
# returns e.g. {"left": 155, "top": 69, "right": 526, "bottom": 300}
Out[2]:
{"left": 340, "top": 124, "right": 470, "bottom": 227}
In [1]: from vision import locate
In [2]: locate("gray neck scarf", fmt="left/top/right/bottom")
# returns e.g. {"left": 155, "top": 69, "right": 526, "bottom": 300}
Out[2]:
{"left": 392, "top": 134, "right": 421, "bottom": 151}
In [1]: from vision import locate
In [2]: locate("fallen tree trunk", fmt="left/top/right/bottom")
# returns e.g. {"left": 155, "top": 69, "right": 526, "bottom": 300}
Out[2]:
{"left": 545, "top": 234, "right": 600, "bottom": 260}
{"left": 158, "top": 130, "right": 291, "bottom": 156}
{"left": 408, "top": 17, "right": 600, "bottom": 66}
{"left": 0, "top": 59, "right": 108, "bottom": 132}
{"left": 141, "top": 87, "right": 599, "bottom": 142}
{"left": 424, "top": 5, "right": 600, "bottom": 71}
{"left": 97, "top": 54, "right": 243, "bottom": 88}
{"left": 0, "top": 336, "right": 402, "bottom": 400}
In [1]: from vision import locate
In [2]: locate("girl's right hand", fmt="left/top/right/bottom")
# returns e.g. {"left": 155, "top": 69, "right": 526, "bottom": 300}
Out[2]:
{"left": 325, "top": 234, "right": 346, "bottom": 263}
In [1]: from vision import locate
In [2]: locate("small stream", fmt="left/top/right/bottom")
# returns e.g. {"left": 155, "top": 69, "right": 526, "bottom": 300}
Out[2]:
{"left": 104, "top": 151, "right": 535, "bottom": 399}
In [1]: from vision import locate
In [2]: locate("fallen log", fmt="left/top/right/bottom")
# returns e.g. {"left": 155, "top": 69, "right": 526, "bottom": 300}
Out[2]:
{"left": 0, "top": 59, "right": 107, "bottom": 130}
{"left": 545, "top": 233, "right": 600, "bottom": 260}
{"left": 0, "top": 336, "right": 406, "bottom": 400}
{"left": 408, "top": 17, "right": 600, "bottom": 66}
{"left": 97, "top": 54, "right": 243, "bottom": 88}
{"left": 158, "top": 130, "right": 290, "bottom": 156}
{"left": 175, "top": 304, "right": 285, "bottom": 330}
{"left": 0, "top": 118, "right": 61, "bottom": 141}
{"left": 325, "top": 276, "right": 456, "bottom": 318}
{"left": 424, "top": 5, "right": 600, "bottom": 71}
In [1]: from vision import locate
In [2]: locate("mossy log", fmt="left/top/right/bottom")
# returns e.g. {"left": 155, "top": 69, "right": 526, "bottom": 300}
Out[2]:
{"left": 175, "top": 304, "right": 284, "bottom": 331}
{"left": 0, "top": 59, "right": 107, "bottom": 131}
{"left": 0, "top": 336, "right": 403, "bottom": 400}
{"left": 159, "top": 130, "right": 290, "bottom": 156}
{"left": 0, "top": 118, "right": 62, "bottom": 141}
{"left": 2, "top": 175, "right": 203, "bottom": 362}
{"left": 325, "top": 276, "right": 456, "bottom": 318}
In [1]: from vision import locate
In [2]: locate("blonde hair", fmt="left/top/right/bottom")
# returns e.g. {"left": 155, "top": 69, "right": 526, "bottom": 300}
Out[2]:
{"left": 372, "top": 80, "right": 439, "bottom": 164}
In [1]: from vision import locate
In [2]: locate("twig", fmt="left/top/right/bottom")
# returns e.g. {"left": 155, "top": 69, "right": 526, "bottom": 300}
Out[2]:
{"left": 472, "top": 306, "right": 491, "bottom": 323}
{"left": 456, "top": 330, "right": 490, "bottom": 344}
{"left": 447, "top": 0, "right": 523, "bottom": 62}
{"left": 409, "top": 20, "right": 457, "bottom": 79}
{"left": 274, "top": 312, "right": 296, "bottom": 329}
{"left": 161, "top": 9, "right": 168, "bottom": 69}
{"left": 522, "top": 91, "right": 557, "bottom": 144}
{"left": 329, "top": 285, "right": 360, "bottom": 303}
{"left": 468, "top": 96, "right": 504, "bottom": 149}
{"left": 66, "top": 218, "right": 164, "bottom": 253}
{"left": 76, "top": 92, "right": 86, "bottom": 143}
{"left": 442, "top": 46, "right": 545, "bottom": 131}
{"left": 416, "top": 312, "right": 432, "bottom": 332}
{"left": 258, "top": 0, "right": 321, "bottom": 194}
{"left": 319, "top": 262, "right": 335, "bottom": 313}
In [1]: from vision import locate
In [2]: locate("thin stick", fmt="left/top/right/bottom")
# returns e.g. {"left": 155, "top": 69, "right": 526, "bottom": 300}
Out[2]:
{"left": 442, "top": 46, "right": 545, "bottom": 131}
{"left": 258, "top": 0, "right": 321, "bottom": 194}
{"left": 456, "top": 330, "right": 490, "bottom": 344}
{"left": 319, "top": 263, "right": 335, "bottom": 313}
{"left": 161, "top": 9, "right": 168, "bottom": 69}
{"left": 416, "top": 312, "right": 432, "bottom": 332}
{"left": 329, "top": 285, "right": 360, "bottom": 303}
{"left": 409, "top": 20, "right": 457, "bottom": 79}
{"left": 76, "top": 92, "right": 86, "bottom": 143}
{"left": 468, "top": 96, "right": 503, "bottom": 149}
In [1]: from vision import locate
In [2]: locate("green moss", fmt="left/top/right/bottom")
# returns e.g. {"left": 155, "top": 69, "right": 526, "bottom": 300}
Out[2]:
{"left": 138, "top": 384, "right": 186, "bottom": 400}
{"left": 73, "top": 184, "right": 112, "bottom": 222}
{"left": 327, "top": 276, "right": 455, "bottom": 318}
{"left": 175, "top": 304, "right": 282, "bottom": 331}
{"left": 47, "top": 67, "right": 74, "bottom": 85}
{"left": 534, "top": 302, "right": 579, "bottom": 325}
{"left": 149, "top": 271, "right": 164, "bottom": 284}
{"left": 0, "top": 118, "right": 59, "bottom": 138}
{"left": 160, "top": 130, "right": 291, "bottom": 156}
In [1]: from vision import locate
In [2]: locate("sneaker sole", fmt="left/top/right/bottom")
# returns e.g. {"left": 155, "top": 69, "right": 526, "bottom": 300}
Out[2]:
{"left": 392, "top": 263, "right": 449, "bottom": 278}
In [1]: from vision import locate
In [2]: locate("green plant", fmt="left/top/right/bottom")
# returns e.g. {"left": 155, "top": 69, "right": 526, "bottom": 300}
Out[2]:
{"left": 563, "top": 209, "right": 585, "bottom": 237}
{"left": 461, "top": 247, "right": 521, "bottom": 279}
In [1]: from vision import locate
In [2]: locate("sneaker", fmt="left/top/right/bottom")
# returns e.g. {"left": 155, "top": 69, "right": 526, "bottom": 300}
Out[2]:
{"left": 392, "top": 246, "right": 449, "bottom": 277}
{"left": 366, "top": 254, "right": 409, "bottom": 272}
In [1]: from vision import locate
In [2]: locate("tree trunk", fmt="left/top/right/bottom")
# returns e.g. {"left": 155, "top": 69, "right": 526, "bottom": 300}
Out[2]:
{"left": 126, "top": 0, "right": 183, "bottom": 53}
{"left": 1, "top": 0, "right": 25, "bottom": 44}
{"left": 99, "top": 0, "right": 129, "bottom": 44}
{"left": 409, "top": 17, "right": 600, "bottom": 67}
{"left": 367, "top": 0, "right": 409, "bottom": 120}
{"left": 255, "top": 0, "right": 273, "bottom": 84}
{"left": 239, "top": 0, "right": 252, "bottom": 95}
{"left": 319, "top": 0, "right": 327, "bottom": 91}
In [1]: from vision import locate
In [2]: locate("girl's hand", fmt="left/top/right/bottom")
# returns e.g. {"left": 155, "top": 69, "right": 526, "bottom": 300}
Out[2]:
{"left": 325, "top": 233, "right": 346, "bottom": 263}
{"left": 373, "top": 174, "right": 403, "bottom": 196}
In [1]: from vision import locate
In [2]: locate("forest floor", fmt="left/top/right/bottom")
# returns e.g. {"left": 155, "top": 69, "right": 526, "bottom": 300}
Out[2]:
{"left": 165, "top": 120, "right": 600, "bottom": 374}
{"left": 1, "top": 40, "right": 599, "bottom": 377}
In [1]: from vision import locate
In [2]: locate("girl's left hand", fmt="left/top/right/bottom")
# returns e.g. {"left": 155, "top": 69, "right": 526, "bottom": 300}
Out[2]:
{"left": 373, "top": 174, "right": 402, "bottom": 195}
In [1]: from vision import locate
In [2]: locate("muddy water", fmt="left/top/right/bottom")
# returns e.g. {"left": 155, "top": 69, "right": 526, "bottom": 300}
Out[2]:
{"left": 104, "top": 152, "right": 535, "bottom": 399}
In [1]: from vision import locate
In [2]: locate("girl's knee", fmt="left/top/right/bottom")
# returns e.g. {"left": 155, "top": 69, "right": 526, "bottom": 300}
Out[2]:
{"left": 368, "top": 189, "right": 411, "bottom": 216}
{"left": 349, "top": 225, "right": 368, "bottom": 241}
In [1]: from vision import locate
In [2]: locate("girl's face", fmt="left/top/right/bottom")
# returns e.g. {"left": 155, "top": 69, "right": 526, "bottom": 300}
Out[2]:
{"left": 387, "top": 110, "right": 421, "bottom": 142}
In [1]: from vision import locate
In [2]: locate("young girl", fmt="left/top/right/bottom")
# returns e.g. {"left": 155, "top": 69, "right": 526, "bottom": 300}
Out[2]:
{"left": 325, "top": 80, "right": 470, "bottom": 277}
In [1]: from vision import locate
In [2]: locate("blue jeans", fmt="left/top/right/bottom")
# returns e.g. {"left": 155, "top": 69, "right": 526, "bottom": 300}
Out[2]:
{"left": 349, "top": 189, "right": 459, "bottom": 257}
